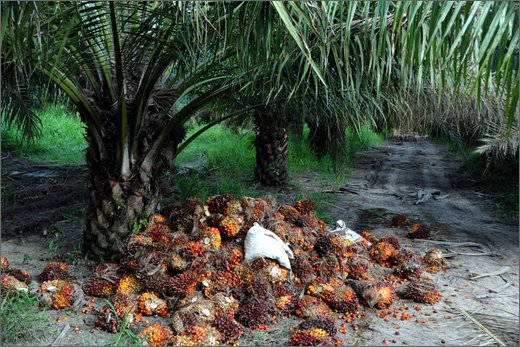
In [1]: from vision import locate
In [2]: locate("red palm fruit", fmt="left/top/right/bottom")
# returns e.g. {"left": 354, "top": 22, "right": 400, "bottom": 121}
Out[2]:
{"left": 293, "top": 198, "right": 315, "bottom": 215}
{"left": 6, "top": 268, "right": 32, "bottom": 284}
{"left": 404, "top": 280, "right": 441, "bottom": 305}
{"left": 207, "top": 194, "right": 233, "bottom": 215}
{"left": 212, "top": 313, "right": 244, "bottom": 344}
{"left": 38, "top": 262, "right": 71, "bottom": 282}
{"left": 235, "top": 299, "right": 270, "bottom": 328}
{"left": 1, "top": 273, "right": 28, "bottom": 294}
{"left": 84, "top": 277, "right": 115, "bottom": 298}
{"left": 408, "top": 223, "right": 431, "bottom": 239}
{"left": 0, "top": 257, "right": 9, "bottom": 271}
{"left": 137, "top": 292, "right": 168, "bottom": 317}
{"left": 137, "top": 324, "right": 175, "bottom": 346}
{"left": 295, "top": 295, "right": 335, "bottom": 319}
{"left": 391, "top": 214, "right": 409, "bottom": 227}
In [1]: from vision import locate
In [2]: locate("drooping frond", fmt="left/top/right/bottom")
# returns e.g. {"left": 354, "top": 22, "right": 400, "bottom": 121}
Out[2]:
{"left": 3, "top": 1, "right": 518, "bottom": 160}
{"left": 476, "top": 122, "right": 519, "bottom": 158}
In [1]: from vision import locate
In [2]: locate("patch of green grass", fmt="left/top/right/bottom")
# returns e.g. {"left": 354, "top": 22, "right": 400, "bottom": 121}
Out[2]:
{"left": 434, "top": 136, "right": 475, "bottom": 161}
{"left": 288, "top": 124, "right": 384, "bottom": 187}
{"left": 172, "top": 172, "right": 261, "bottom": 204}
{"left": 47, "top": 232, "right": 60, "bottom": 257}
{"left": 346, "top": 124, "right": 385, "bottom": 160}
{"left": 177, "top": 125, "right": 256, "bottom": 177}
{"left": 1, "top": 104, "right": 87, "bottom": 164}
{"left": 109, "top": 319, "right": 142, "bottom": 346}
{"left": 131, "top": 217, "right": 150, "bottom": 235}
{"left": 66, "top": 245, "right": 84, "bottom": 266}
{"left": 173, "top": 175, "right": 211, "bottom": 203}
{"left": 174, "top": 125, "right": 259, "bottom": 202}
{"left": 0, "top": 292, "right": 51, "bottom": 345}
{"left": 174, "top": 123, "right": 383, "bottom": 203}
{"left": 287, "top": 132, "right": 337, "bottom": 179}
{"left": 22, "top": 254, "right": 33, "bottom": 265}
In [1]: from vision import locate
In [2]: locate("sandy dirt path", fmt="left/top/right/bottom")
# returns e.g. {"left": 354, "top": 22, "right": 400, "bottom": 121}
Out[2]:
{"left": 318, "top": 138, "right": 519, "bottom": 346}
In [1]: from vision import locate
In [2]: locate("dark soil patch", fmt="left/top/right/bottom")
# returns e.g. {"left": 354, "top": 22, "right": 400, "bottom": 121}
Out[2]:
{"left": 1, "top": 154, "right": 87, "bottom": 238}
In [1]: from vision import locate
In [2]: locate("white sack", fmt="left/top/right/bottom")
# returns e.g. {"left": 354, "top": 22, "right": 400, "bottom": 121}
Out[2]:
{"left": 244, "top": 222, "right": 294, "bottom": 270}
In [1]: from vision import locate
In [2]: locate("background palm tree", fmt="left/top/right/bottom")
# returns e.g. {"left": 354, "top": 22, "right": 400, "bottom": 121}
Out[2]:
{"left": 2, "top": 1, "right": 518, "bottom": 260}
{"left": 216, "top": 1, "right": 518, "bottom": 186}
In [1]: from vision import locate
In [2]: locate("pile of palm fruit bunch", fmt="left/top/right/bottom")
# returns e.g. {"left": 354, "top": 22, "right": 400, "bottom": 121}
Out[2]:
{"left": 1, "top": 195, "right": 447, "bottom": 346}
{"left": 1, "top": 258, "right": 84, "bottom": 310}
{"left": 1, "top": 256, "right": 32, "bottom": 293}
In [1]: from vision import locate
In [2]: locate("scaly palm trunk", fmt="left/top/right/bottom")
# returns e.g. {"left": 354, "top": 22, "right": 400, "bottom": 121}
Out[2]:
{"left": 307, "top": 117, "right": 347, "bottom": 171}
{"left": 254, "top": 111, "right": 288, "bottom": 186}
{"left": 82, "top": 90, "right": 184, "bottom": 260}
{"left": 307, "top": 118, "right": 330, "bottom": 158}
{"left": 83, "top": 140, "right": 160, "bottom": 259}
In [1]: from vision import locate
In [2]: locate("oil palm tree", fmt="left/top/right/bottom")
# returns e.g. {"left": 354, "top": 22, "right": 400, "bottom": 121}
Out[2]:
{"left": 4, "top": 2, "right": 228, "bottom": 258}
{"left": 1, "top": 1, "right": 338, "bottom": 259}
{"left": 217, "top": 1, "right": 518, "bottom": 187}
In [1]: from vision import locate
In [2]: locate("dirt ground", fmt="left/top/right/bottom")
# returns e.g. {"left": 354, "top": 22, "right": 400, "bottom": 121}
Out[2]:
{"left": 1, "top": 138, "right": 518, "bottom": 346}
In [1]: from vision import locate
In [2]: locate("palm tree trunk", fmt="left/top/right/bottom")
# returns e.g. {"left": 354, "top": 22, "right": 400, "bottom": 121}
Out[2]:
{"left": 307, "top": 118, "right": 329, "bottom": 158}
{"left": 306, "top": 117, "right": 347, "bottom": 171}
{"left": 254, "top": 111, "right": 288, "bottom": 186}
{"left": 83, "top": 141, "right": 160, "bottom": 260}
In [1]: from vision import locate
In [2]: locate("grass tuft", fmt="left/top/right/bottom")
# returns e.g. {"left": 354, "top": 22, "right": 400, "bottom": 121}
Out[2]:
{"left": 0, "top": 292, "right": 51, "bottom": 345}
{"left": 103, "top": 299, "right": 142, "bottom": 346}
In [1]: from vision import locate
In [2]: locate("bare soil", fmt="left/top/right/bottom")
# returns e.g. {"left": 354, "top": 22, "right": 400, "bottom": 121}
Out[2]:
{"left": 1, "top": 138, "right": 518, "bottom": 346}
{"left": 1, "top": 154, "right": 87, "bottom": 238}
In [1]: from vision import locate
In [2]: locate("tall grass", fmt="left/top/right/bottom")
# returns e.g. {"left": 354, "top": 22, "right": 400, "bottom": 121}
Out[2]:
{"left": 173, "top": 126, "right": 258, "bottom": 202}
{"left": 1, "top": 104, "right": 86, "bottom": 164}
{"left": 176, "top": 125, "right": 256, "bottom": 177}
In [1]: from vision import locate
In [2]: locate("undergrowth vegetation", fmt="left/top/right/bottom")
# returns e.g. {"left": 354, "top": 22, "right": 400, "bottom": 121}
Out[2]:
{"left": 0, "top": 292, "right": 51, "bottom": 344}
{"left": 1, "top": 104, "right": 86, "bottom": 164}
{"left": 173, "top": 123, "right": 384, "bottom": 200}
{"left": 2, "top": 103, "right": 515, "bottom": 217}
{"left": 435, "top": 137, "right": 519, "bottom": 216}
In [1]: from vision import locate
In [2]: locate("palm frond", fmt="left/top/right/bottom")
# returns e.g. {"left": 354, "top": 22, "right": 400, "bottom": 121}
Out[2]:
{"left": 1, "top": 85, "right": 42, "bottom": 139}
{"left": 476, "top": 121, "right": 519, "bottom": 158}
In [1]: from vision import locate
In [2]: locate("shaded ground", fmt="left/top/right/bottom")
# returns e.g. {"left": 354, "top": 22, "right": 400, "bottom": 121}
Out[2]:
{"left": 1, "top": 154, "right": 87, "bottom": 238}
{"left": 1, "top": 138, "right": 518, "bottom": 346}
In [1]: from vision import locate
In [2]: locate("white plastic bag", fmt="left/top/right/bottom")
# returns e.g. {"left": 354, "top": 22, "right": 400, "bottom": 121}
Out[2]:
{"left": 244, "top": 222, "right": 294, "bottom": 270}
{"left": 329, "top": 220, "right": 368, "bottom": 245}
